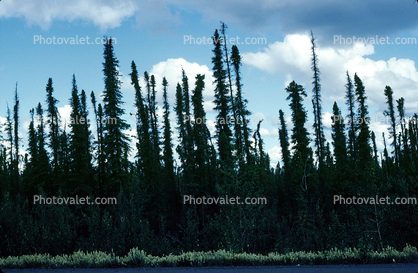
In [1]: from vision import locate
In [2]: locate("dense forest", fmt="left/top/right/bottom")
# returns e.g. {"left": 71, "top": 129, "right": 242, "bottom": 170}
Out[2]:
{"left": 0, "top": 25, "right": 417, "bottom": 258}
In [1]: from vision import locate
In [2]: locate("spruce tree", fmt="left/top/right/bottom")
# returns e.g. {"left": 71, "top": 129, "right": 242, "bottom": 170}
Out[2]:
{"left": 212, "top": 29, "right": 233, "bottom": 166}
{"left": 286, "top": 81, "right": 312, "bottom": 168}
{"left": 181, "top": 69, "right": 194, "bottom": 177}
{"left": 345, "top": 71, "right": 356, "bottom": 162}
{"left": 175, "top": 82, "right": 186, "bottom": 167}
{"left": 45, "top": 78, "right": 61, "bottom": 176}
{"left": 175, "top": 76, "right": 194, "bottom": 192}
{"left": 161, "top": 76, "right": 179, "bottom": 232}
{"left": 148, "top": 73, "right": 160, "bottom": 156}
{"left": 13, "top": 83, "right": 20, "bottom": 191}
{"left": 59, "top": 127, "right": 70, "bottom": 190}
{"left": 69, "top": 75, "right": 81, "bottom": 186}
{"left": 382, "top": 132, "right": 390, "bottom": 175}
{"left": 310, "top": 31, "right": 325, "bottom": 166}
{"left": 5, "top": 105, "right": 13, "bottom": 191}
{"left": 383, "top": 85, "right": 398, "bottom": 165}
{"left": 102, "top": 37, "right": 130, "bottom": 195}
{"left": 69, "top": 75, "right": 93, "bottom": 194}
{"left": 97, "top": 102, "right": 105, "bottom": 223}
{"left": 25, "top": 108, "right": 38, "bottom": 196}
{"left": 191, "top": 74, "right": 213, "bottom": 192}
{"left": 133, "top": 67, "right": 162, "bottom": 232}
{"left": 354, "top": 73, "right": 372, "bottom": 171}
{"left": 162, "top": 77, "right": 175, "bottom": 182}
{"left": 278, "top": 109, "right": 290, "bottom": 174}
{"left": 286, "top": 81, "right": 314, "bottom": 243}
{"left": 408, "top": 119, "right": 418, "bottom": 171}
{"left": 331, "top": 102, "right": 348, "bottom": 175}
{"left": 0, "top": 122, "right": 7, "bottom": 194}
{"left": 371, "top": 131, "right": 379, "bottom": 166}
{"left": 397, "top": 97, "right": 408, "bottom": 169}
{"left": 221, "top": 22, "right": 237, "bottom": 143}
{"left": 231, "top": 45, "right": 251, "bottom": 168}
{"left": 35, "top": 103, "right": 51, "bottom": 193}
{"left": 129, "top": 61, "right": 150, "bottom": 178}
{"left": 91, "top": 91, "right": 105, "bottom": 200}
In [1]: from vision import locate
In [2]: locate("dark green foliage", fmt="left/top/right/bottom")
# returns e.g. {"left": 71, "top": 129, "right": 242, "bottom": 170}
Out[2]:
{"left": 68, "top": 75, "right": 93, "bottom": 194}
{"left": 22, "top": 108, "right": 38, "bottom": 197}
{"left": 354, "top": 73, "right": 373, "bottom": 172}
{"left": 396, "top": 97, "right": 409, "bottom": 171}
{"left": 161, "top": 77, "right": 180, "bottom": 232}
{"left": 2, "top": 25, "right": 418, "bottom": 260}
{"left": 35, "top": 103, "right": 51, "bottom": 193}
{"left": 129, "top": 61, "right": 150, "bottom": 178}
{"left": 371, "top": 131, "right": 378, "bottom": 165}
{"left": 221, "top": 22, "right": 238, "bottom": 154}
{"left": 286, "top": 81, "right": 312, "bottom": 169}
{"left": 345, "top": 71, "right": 356, "bottom": 163}
{"left": 162, "top": 77, "right": 175, "bottom": 183}
{"left": 383, "top": 85, "right": 398, "bottom": 166}
{"left": 278, "top": 109, "right": 290, "bottom": 174}
{"left": 12, "top": 83, "right": 20, "bottom": 193}
{"left": 191, "top": 74, "right": 213, "bottom": 192}
{"left": 231, "top": 45, "right": 251, "bottom": 169}
{"left": 45, "top": 78, "right": 61, "bottom": 178}
{"left": 146, "top": 73, "right": 160, "bottom": 157}
{"left": 5, "top": 105, "right": 13, "bottom": 193}
{"left": 331, "top": 102, "right": 347, "bottom": 176}
{"left": 212, "top": 29, "right": 233, "bottom": 167}
{"left": 310, "top": 31, "right": 325, "bottom": 167}
{"left": 174, "top": 82, "right": 187, "bottom": 170}
{"left": 101, "top": 37, "right": 130, "bottom": 196}
{"left": 181, "top": 69, "right": 194, "bottom": 185}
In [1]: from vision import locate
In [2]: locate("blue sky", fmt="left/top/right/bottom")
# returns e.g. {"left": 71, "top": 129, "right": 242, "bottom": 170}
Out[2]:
{"left": 1, "top": 0, "right": 418, "bottom": 167}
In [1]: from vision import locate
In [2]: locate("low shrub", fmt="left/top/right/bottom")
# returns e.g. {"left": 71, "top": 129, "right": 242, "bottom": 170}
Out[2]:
{"left": 0, "top": 245, "right": 417, "bottom": 268}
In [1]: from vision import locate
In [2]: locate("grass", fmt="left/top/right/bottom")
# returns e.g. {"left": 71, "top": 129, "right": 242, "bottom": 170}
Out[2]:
{"left": 0, "top": 245, "right": 417, "bottom": 268}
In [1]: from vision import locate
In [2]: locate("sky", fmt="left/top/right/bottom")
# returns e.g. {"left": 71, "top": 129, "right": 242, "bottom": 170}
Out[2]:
{"left": 1, "top": 0, "right": 418, "bottom": 167}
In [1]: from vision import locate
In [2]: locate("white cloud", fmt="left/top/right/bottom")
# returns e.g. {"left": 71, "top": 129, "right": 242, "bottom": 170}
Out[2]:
{"left": 58, "top": 104, "right": 73, "bottom": 131}
{"left": 322, "top": 111, "right": 333, "bottom": 129}
{"left": 149, "top": 58, "right": 216, "bottom": 113}
{"left": 0, "top": 0, "right": 138, "bottom": 30}
{"left": 243, "top": 34, "right": 418, "bottom": 163}
{"left": 242, "top": 34, "right": 311, "bottom": 78}
{"left": 242, "top": 33, "right": 418, "bottom": 117}
{"left": 267, "top": 145, "right": 282, "bottom": 168}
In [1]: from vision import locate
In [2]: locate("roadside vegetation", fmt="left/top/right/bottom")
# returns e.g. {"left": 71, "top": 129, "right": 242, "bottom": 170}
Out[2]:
{"left": 1, "top": 245, "right": 417, "bottom": 268}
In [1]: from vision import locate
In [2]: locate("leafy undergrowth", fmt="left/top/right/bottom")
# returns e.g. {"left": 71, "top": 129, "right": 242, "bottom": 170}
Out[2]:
{"left": 1, "top": 245, "right": 417, "bottom": 268}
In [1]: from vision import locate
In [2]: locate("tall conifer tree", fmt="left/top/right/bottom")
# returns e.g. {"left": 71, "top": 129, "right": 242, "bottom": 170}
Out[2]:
{"left": 278, "top": 109, "right": 290, "bottom": 174}
{"left": 383, "top": 85, "right": 398, "bottom": 165}
{"left": 13, "top": 83, "right": 20, "bottom": 191}
{"left": 45, "top": 78, "right": 61, "bottom": 176}
{"left": 331, "top": 102, "right": 348, "bottom": 175}
{"left": 102, "top": 37, "right": 130, "bottom": 194}
{"left": 36, "top": 103, "right": 51, "bottom": 193}
{"left": 345, "top": 71, "right": 356, "bottom": 162}
{"left": 310, "top": 31, "right": 325, "bottom": 166}
{"left": 212, "top": 29, "right": 233, "bottom": 166}
{"left": 354, "top": 73, "right": 372, "bottom": 170}
{"left": 231, "top": 45, "right": 251, "bottom": 168}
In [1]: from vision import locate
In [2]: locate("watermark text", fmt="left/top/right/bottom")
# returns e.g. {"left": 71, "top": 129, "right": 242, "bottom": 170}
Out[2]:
{"left": 183, "top": 195, "right": 267, "bottom": 205}
{"left": 33, "top": 195, "right": 117, "bottom": 205}
{"left": 333, "top": 195, "right": 416, "bottom": 205}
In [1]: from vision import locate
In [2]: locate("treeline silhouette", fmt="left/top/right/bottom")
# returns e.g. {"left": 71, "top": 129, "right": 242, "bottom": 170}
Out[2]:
{"left": 0, "top": 25, "right": 417, "bottom": 257}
